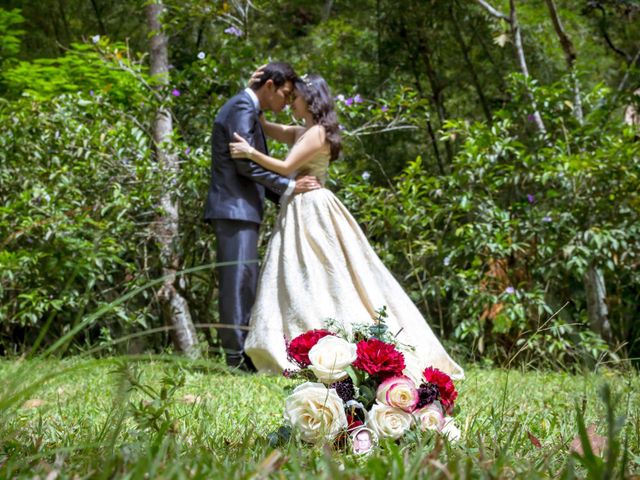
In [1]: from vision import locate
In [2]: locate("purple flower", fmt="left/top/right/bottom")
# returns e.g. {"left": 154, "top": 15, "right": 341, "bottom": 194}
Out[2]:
{"left": 354, "top": 94, "right": 363, "bottom": 103}
{"left": 197, "top": 51, "right": 206, "bottom": 60}
{"left": 171, "top": 89, "right": 181, "bottom": 97}
{"left": 362, "top": 171, "right": 371, "bottom": 181}
{"left": 338, "top": 124, "right": 345, "bottom": 131}
{"left": 381, "top": 105, "right": 389, "bottom": 112}
{"left": 345, "top": 97, "right": 354, "bottom": 106}
{"left": 527, "top": 114, "right": 536, "bottom": 122}
{"left": 504, "top": 286, "right": 516, "bottom": 295}
{"left": 527, "top": 194, "right": 535, "bottom": 204}
{"left": 542, "top": 215, "right": 552, "bottom": 223}
{"left": 89, "top": 90, "right": 94, "bottom": 96}
{"left": 185, "top": 147, "right": 191, "bottom": 155}
{"left": 224, "top": 26, "right": 243, "bottom": 37}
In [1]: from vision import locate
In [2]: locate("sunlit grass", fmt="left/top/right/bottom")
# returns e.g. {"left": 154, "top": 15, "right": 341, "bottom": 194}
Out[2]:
{"left": 1, "top": 357, "right": 638, "bottom": 478}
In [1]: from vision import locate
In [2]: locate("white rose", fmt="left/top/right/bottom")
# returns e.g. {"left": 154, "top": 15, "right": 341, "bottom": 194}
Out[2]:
{"left": 441, "top": 416, "right": 461, "bottom": 442}
{"left": 284, "top": 382, "right": 347, "bottom": 444}
{"left": 367, "top": 403, "right": 413, "bottom": 440}
{"left": 414, "top": 403, "right": 445, "bottom": 432}
{"left": 308, "top": 336, "right": 357, "bottom": 384}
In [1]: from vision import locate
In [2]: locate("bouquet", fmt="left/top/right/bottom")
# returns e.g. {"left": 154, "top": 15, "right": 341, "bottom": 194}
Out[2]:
{"left": 277, "top": 308, "right": 461, "bottom": 455}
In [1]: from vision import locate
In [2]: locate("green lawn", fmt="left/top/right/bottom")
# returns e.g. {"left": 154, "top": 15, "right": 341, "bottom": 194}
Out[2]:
{"left": 1, "top": 357, "right": 638, "bottom": 479}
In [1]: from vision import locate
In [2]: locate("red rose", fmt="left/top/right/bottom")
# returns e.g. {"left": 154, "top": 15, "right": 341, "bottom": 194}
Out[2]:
{"left": 286, "top": 329, "right": 333, "bottom": 367}
{"left": 353, "top": 338, "right": 405, "bottom": 378}
{"left": 346, "top": 415, "right": 364, "bottom": 431}
{"left": 423, "top": 367, "right": 457, "bottom": 412}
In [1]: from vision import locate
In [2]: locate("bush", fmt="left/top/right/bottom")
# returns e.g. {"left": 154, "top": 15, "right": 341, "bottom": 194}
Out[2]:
{"left": 0, "top": 41, "right": 165, "bottom": 352}
{"left": 335, "top": 77, "right": 639, "bottom": 368}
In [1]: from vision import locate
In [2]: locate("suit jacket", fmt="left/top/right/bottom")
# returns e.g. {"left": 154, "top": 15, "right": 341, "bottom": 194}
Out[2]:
{"left": 204, "top": 90, "right": 291, "bottom": 224}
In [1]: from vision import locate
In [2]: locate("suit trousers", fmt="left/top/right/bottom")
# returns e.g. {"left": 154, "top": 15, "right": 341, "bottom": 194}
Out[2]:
{"left": 214, "top": 219, "right": 259, "bottom": 360}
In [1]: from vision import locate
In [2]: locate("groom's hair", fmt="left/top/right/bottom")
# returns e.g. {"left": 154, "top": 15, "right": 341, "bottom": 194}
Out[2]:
{"left": 250, "top": 62, "right": 297, "bottom": 91}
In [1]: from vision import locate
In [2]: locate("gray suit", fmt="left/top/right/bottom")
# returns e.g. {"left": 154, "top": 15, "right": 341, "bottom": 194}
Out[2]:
{"left": 205, "top": 90, "right": 290, "bottom": 364}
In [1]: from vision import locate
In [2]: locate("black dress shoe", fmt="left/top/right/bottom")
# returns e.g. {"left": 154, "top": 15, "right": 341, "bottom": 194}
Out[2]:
{"left": 239, "top": 353, "right": 257, "bottom": 373}
{"left": 226, "top": 352, "right": 257, "bottom": 373}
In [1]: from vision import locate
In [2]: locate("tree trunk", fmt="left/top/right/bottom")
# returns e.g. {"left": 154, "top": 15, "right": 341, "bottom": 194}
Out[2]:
{"left": 90, "top": 0, "right": 107, "bottom": 36}
{"left": 545, "top": 0, "right": 583, "bottom": 123}
{"left": 146, "top": 1, "right": 198, "bottom": 357}
{"left": 418, "top": 31, "right": 454, "bottom": 164}
{"left": 476, "top": 0, "right": 546, "bottom": 134}
{"left": 57, "top": 0, "right": 71, "bottom": 46}
{"left": 508, "top": 0, "right": 546, "bottom": 134}
{"left": 546, "top": 0, "right": 613, "bottom": 341}
{"left": 322, "top": 0, "right": 334, "bottom": 21}
{"left": 583, "top": 267, "right": 611, "bottom": 342}
{"left": 450, "top": 2, "right": 493, "bottom": 125}
{"left": 404, "top": 33, "right": 445, "bottom": 174}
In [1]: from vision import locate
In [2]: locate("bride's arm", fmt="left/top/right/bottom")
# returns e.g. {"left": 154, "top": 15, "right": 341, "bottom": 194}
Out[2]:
{"left": 259, "top": 114, "right": 305, "bottom": 146}
{"left": 230, "top": 126, "right": 325, "bottom": 176}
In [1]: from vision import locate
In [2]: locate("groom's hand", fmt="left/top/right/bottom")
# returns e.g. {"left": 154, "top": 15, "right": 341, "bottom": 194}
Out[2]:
{"left": 293, "top": 175, "right": 322, "bottom": 193}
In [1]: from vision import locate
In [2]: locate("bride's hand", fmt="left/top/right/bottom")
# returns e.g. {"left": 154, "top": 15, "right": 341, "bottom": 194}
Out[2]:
{"left": 247, "top": 64, "right": 266, "bottom": 87}
{"left": 229, "top": 132, "right": 255, "bottom": 160}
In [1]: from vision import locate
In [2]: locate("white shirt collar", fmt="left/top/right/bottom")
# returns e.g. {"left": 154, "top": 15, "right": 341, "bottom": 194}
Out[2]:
{"left": 244, "top": 87, "right": 260, "bottom": 111}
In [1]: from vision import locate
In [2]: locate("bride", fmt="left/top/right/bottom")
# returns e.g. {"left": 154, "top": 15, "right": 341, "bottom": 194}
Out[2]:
{"left": 229, "top": 74, "right": 464, "bottom": 380}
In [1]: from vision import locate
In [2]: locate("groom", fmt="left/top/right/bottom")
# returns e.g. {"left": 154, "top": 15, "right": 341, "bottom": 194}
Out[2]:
{"left": 204, "top": 62, "right": 320, "bottom": 370}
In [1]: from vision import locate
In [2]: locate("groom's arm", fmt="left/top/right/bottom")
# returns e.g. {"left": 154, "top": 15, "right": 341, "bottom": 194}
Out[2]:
{"left": 227, "top": 101, "right": 293, "bottom": 198}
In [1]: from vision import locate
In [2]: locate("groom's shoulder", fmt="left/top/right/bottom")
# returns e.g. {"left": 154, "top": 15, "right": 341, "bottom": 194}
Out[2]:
{"left": 216, "top": 91, "right": 252, "bottom": 118}
{"left": 225, "top": 91, "right": 252, "bottom": 109}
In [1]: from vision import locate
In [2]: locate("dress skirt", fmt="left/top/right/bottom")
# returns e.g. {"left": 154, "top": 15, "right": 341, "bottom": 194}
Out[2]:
{"left": 244, "top": 188, "right": 464, "bottom": 380}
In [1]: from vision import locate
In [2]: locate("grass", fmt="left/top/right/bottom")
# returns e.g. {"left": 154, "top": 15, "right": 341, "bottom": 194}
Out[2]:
{"left": 0, "top": 357, "right": 638, "bottom": 479}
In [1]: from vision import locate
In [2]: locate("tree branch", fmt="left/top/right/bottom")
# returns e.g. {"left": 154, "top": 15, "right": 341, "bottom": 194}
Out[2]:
{"left": 592, "top": 3, "right": 632, "bottom": 64}
{"left": 545, "top": 0, "right": 583, "bottom": 123}
{"left": 545, "top": 0, "right": 576, "bottom": 68}
{"left": 451, "top": 1, "right": 493, "bottom": 124}
{"left": 476, "top": 0, "right": 509, "bottom": 21}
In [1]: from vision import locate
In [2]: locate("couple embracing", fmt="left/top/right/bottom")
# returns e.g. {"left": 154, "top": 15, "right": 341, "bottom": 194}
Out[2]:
{"left": 204, "top": 62, "right": 463, "bottom": 380}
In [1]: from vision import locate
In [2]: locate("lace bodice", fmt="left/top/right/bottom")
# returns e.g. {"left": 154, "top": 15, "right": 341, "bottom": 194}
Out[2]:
{"left": 290, "top": 128, "right": 331, "bottom": 185}
{"left": 297, "top": 151, "right": 330, "bottom": 185}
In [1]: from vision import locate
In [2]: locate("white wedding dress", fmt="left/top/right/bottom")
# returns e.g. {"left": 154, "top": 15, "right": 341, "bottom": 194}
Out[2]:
{"left": 244, "top": 141, "right": 464, "bottom": 380}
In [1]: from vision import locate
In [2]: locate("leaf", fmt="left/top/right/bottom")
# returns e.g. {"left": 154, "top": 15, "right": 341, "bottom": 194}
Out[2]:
{"left": 345, "top": 366, "right": 360, "bottom": 387}
{"left": 494, "top": 33, "right": 510, "bottom": 47}
{"left": 527, "top": 431, "right": 542, "bottom": 449}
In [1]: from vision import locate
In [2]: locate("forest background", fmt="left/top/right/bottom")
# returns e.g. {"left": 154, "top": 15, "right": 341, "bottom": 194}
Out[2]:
{"left": 0, "top": 0, "right": 639, "bottom": 370}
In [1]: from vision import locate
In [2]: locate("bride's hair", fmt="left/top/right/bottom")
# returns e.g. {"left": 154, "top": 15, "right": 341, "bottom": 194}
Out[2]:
{"left": 295, "top": 74, "right": 341, "bottom": 161}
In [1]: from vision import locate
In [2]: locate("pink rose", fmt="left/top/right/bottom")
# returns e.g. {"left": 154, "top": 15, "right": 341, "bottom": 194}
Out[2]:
{"left": 375, "top": 375, "right": 419, "bottom": 412}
